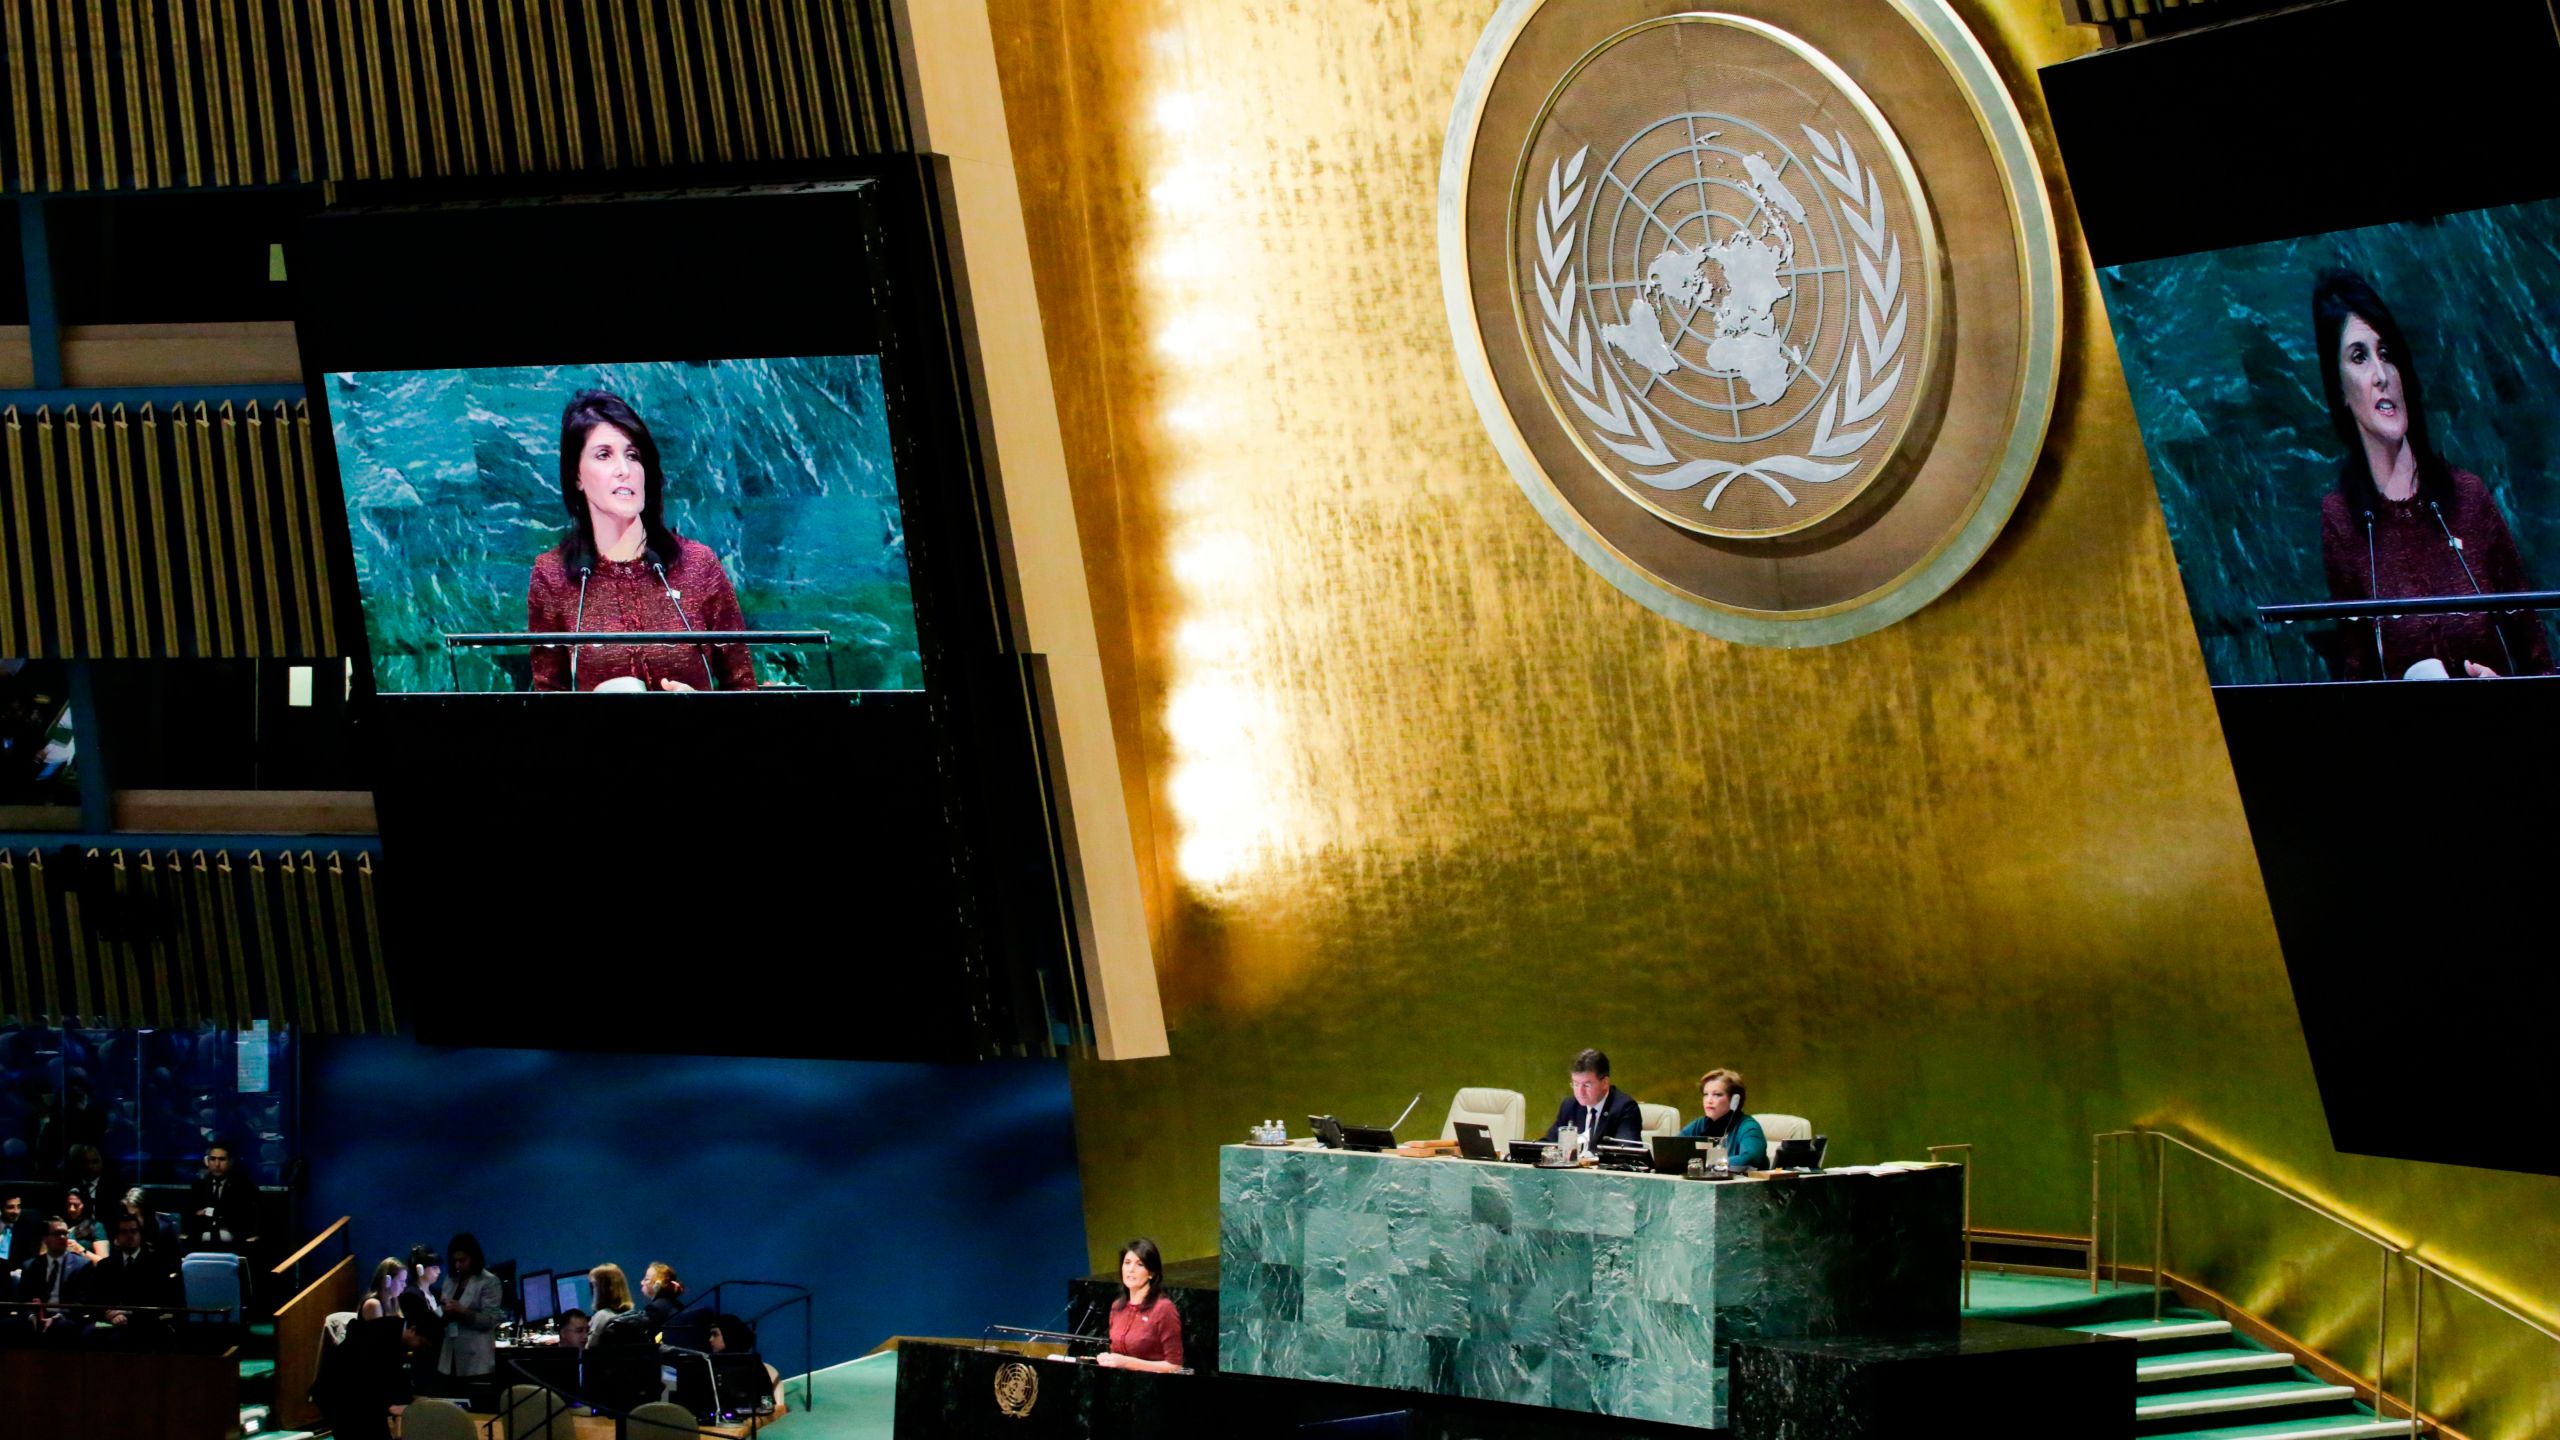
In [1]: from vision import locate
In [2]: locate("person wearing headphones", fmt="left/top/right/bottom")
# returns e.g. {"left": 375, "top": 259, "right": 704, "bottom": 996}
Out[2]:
{"left": 1678, "top": 1068, "right": 1767, "bottom": 1170}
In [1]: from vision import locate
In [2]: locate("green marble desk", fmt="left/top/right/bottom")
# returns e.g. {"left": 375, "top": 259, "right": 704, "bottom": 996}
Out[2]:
{"left": 1219, "top": 1147, "right": 1961, "bottom": 1429}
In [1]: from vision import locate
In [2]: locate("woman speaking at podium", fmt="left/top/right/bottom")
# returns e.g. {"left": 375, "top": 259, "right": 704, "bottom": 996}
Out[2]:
{"left": 527, "top": 390, "right": 759, "bottom": 692}
{"left": 1094, "top": 1237, "right": 1184, "bottom": 1372}
{"left": 2312, "top": 272, "right": 2551, "bottom": 680}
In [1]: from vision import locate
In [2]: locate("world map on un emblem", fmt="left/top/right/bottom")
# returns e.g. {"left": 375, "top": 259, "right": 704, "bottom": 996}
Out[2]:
{"left": 1596, "top": 125, "right": 1814, "bottom": 416}
{"left": 1520, "top": 70, "right": 1930, "bottom": 540}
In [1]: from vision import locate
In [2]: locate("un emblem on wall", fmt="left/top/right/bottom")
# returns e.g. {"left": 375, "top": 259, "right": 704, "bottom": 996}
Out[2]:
{"left": 1444, "top": 2, "right": 2063, "bottom": 644}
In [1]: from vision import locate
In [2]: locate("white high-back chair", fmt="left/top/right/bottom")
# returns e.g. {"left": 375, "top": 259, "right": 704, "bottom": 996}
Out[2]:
{"left": 1439, "top": 1088, "right": 1529, "bottom": 1148}
{"left": 1756, "top": 1112, "right": 1814, "bottom": 1145}
{"left": 402, "top": 1397, "right": 477, "bottom": 1440}
{"left": 1638, "top": 1103, "right": 1682, "bottom": 1138}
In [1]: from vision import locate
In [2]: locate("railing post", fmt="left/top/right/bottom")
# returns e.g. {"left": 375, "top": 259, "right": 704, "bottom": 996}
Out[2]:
{"left": 2089, "top": 1133, "right": 2103, "bottom": 1293}
{"left": 2376, "top": 1246, "right": 2391, "bottom": 1419}
{"left": 2151, "top": 1131, "right": 2167, "bottom": 1321}
{"left": 2410, "top": 1265, "right": 2423, "bottom": 1439}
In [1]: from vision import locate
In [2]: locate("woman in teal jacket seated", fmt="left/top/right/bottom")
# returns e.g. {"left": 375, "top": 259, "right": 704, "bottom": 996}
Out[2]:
{"left": 1678, "top": 1068, "right": 1767, "bottom": 1170}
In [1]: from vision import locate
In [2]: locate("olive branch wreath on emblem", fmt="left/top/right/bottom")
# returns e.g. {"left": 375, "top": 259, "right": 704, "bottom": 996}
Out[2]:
{"left": 1533, "top": 126, "right": 1906, "bottom": 513}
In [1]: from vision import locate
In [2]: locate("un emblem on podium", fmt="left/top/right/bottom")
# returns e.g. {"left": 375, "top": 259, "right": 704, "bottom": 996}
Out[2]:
{"left": 1443, "top": 2, "right": 2063, "bottom": 644}
{"left": 993, "top": 1359, "right": 1039, "bottom": 1418}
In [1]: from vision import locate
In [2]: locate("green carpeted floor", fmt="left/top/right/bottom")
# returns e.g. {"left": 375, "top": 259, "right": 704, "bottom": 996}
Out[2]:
{"left": 1961, "top": 1271, "right": 2160, "bottom": 1324}
{"left": 780, "top": 1351, "right": 899, "bottom": 1440}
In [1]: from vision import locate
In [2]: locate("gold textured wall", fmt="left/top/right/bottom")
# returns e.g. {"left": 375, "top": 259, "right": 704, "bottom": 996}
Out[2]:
{"left": 983, "top": 2, "right": 2560, "bottom": 1432}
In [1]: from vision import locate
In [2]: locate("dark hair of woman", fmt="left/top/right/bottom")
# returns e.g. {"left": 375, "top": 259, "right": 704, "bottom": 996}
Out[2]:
{"left": 2312, "top": 269, "right": 2450, "bottom": 513}
{"left": 557, "top": 389, "right": 683, "bottom": 572}
{"left": 1114, "top": 1236, "right": 1165, "bottom": 1311}
{"left": 445, "top": 1231, "right": 487, "bottom": 1274}
{"left": 408, "top": 1243, "right": 440, "bottom": 1271}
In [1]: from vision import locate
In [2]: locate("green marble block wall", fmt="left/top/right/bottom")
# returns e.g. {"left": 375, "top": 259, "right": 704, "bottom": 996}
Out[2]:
{"left": 1218, "top": 1147, "right": 1960, "bottom": 1429}
{"left": 2101, "top": 198, "right": 2560, "bottom": 686}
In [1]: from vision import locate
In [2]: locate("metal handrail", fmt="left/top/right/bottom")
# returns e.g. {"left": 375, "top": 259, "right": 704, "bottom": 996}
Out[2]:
{"left": 2399, "top": 1252, "right": 2560, "bottom": 1346}
{"left": 677, "top": 1279, "right": 816, "bottom": 1412}
{"left": 1925, "top": 1143, "right": 1973, "bottom": 1307}
{"left": 2089, "top": 1130, "right": 2138, "bottom": 1295}
{"left": 2399, "top": 1250, "right": 2560, "bottom": 1438}
{"left": 2148, "top": 1131, "right": 2402, "bottom": 1249}
{"left": 2103, "top": 1130, "right": 2430, "bottom": 1432}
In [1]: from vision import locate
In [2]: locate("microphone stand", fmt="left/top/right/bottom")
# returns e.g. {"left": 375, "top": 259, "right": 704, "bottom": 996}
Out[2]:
{"left": 569, "top": 565, "right": 593, "bottom": 692}
{"left": 662, "top": 1344, "right": 720, "bottom": 1422}
{"left": 2430, "top": 500, "right": 2518, "bottom": 675}
{"left": 651, "top": 560, "right": 719, "bottom": 690}
{"left": 2362, "top": 511, "right": 2386, "bottom": 678}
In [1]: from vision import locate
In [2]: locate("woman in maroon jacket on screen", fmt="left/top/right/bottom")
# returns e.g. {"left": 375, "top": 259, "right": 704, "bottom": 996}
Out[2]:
{"left": 526, "top": 389, "right": 758, "bottom": 692}
{"left": 1096, "top": 1237, "right": 1184, "bottom": 1372}
{"left": 2312, "top": 270, "right": 2552, "bottom": 681}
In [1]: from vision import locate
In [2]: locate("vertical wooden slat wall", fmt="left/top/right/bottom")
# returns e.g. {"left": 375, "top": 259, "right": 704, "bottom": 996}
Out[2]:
{"left": 0, "top": 0, "right": 910, "bottom": 192}
{"left": 0, "top": 401, "right": 330, "bottom": 657}
{"left": 0, "top": 845, "right": 391, "bottom": 1032}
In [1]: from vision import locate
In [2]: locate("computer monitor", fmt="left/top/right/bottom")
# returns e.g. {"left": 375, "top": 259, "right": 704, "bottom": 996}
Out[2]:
{"left": 520, "top": 1269, "right": 556, "bottom": 1326}
{"left": 556, "top": 1273, "right": 592, "bottom": 1317}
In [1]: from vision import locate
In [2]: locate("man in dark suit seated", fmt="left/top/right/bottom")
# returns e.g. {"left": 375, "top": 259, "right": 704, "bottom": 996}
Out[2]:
{"left": 1540, "top": 1047, "right": 1644, "bottom": 1148}
{"left": 15, "top": 1218, "right": 93, "bottom": 1343}
{"left": 85, "top": 1210, "right": 184, "bottom": 1346}
{"left": 182, "top": 1140, "right": 255, "bottom": 1251}
{"left": 0, "top": 1192, "right": 37, "bottom": 1288}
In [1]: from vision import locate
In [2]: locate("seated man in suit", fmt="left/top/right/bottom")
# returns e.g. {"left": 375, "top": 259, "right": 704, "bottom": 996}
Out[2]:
{"left": 16, "top": 1217, "right": 92, "bottom": 1342}
{"left": 1540, "top": 1048, "right": 1644, "bottom": 1148}
{"left": 85, "top": 1209, "right": 184, "bottom": 1345}
{"left": 183, "top": 1140, "right": 255, "bottom": 1250}
{"left": 0, "top": 1192, "right": 36, "bottom": 1288}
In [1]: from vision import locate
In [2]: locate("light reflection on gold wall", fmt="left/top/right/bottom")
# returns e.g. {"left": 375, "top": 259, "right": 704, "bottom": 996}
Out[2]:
{"left": 986, "top": 3, "right": 2560, "bottom": 1432}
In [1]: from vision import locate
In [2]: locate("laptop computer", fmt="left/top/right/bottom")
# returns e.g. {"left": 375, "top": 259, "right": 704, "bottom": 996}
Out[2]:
{"left": 1453, "top": 1121, "right": 1501, "bottom": 1160}
{"left": 1647, "top": 1134, "right": 1704, "bottom": 1174}
{"left": 1772, "top": 1136, "right": 1829, "bottom": 1171}
{"left": 1338, "top": 1124, "right": 1397, "bottom": 1152}
{"left": 1310, "top": 1114, "right": 1397, "bottom": 1152}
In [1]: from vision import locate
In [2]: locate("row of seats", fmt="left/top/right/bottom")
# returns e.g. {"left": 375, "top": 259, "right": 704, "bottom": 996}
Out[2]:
{"left": 394, "top": 1390, "right": 698, "bottom": 1440}
{"left": 1438, "top": 1088, "right": 1814, "bottom": 1149}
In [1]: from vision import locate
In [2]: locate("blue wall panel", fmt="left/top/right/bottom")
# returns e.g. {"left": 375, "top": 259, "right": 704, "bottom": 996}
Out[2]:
{"left": 303, "top": 1038, "right": 1086, "bottom": 1371}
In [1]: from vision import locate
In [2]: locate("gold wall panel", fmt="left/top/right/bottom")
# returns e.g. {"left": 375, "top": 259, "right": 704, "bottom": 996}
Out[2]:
{"left": 986, "top": 1, "right": 2560, "bottom": 1433}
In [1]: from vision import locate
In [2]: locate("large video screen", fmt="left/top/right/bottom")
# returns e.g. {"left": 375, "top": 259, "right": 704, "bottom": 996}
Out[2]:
{"left": 2047, "top": 0, "right": 2560, "bottom": 1176}
{"left": 2103, "top": 201, "right": 2560, "bottom": 688}
{"left": 330, "top": 355, "right": 921, "bottom": 695}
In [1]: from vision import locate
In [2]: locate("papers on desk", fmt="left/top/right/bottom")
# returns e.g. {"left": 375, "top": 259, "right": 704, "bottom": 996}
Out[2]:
{"left": 1816, "top": 1161, "right": 1946, "bottom": 1176}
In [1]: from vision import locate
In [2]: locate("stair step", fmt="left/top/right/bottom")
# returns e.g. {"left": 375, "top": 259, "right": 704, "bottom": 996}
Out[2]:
{"left": 2136, "top": 1380, "right": 2360, "bottom": 1420}
{"left": 2141, "top": 1416, "right": 2410, "bottom": 1440}
{"left": 2074, "top": 1317, "right": 2235, "bottom": 1343}
{"left": 2138, "top": 1348, "right": 2301, "bottom": 1382}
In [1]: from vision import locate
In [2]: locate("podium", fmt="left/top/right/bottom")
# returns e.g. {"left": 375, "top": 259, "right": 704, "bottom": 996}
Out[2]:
{"left": 890, "top": 1342, "right": 1209, "bottom": 1438}
{"left": 1220, "top": 1146, "right": 1962, "bottom": 1428}
{"left": 439, "top": 627, "right": 836, "bottom": 690}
